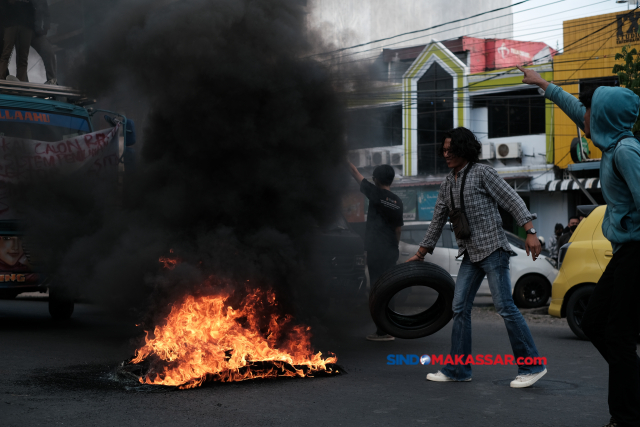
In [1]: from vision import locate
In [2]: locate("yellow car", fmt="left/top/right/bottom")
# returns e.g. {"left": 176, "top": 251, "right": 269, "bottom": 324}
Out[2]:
{"left": 549, "top": 205, "right": 611, "bottom": 340}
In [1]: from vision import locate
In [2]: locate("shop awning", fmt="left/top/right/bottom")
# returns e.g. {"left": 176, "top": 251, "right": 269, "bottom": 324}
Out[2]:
{"left": 545, "top": 178, "right": 600, "bottom": 192}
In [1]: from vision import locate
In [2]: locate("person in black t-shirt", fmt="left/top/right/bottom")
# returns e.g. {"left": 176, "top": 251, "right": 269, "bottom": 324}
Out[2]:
{"left": 0, "top": 0, "right": 35, "bottom": 82}
{"left": 348, "top": 162, "right": 403, "bottom": 341}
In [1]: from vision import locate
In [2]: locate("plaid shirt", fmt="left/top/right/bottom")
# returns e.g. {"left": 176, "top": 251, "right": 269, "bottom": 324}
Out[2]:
{"left": 419, "top": 163, "right": 534, "bottom": 263}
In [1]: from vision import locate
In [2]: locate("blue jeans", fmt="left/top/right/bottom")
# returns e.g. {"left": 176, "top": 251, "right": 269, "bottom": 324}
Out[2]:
{"left": 440, "top": 249, "right": 545, "bottom": 380}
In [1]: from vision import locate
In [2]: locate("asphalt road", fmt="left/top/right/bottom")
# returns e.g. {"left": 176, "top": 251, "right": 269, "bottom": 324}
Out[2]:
{"left": 0, "top": 295, "right": 628, "bottom": 427}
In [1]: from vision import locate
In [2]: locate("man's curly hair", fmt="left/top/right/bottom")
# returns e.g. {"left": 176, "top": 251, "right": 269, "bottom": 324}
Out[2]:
{"left": 439, "top": 127, "right": 481, "bottom": 163}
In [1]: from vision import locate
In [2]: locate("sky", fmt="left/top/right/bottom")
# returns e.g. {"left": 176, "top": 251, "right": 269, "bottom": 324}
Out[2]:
{"left": 512, "top": 0, "right": 636, "bottom": 50}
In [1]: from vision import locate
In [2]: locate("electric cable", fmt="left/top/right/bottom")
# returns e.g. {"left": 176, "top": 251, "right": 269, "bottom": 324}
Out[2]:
{"left": 327, "top": 16, "right": 628, "bottom": 93}
{"left": 319, "top": 0, "right": 621, "bottom": 66}
{"left": 306, "top": 0, "right": 533, "bottom": 58}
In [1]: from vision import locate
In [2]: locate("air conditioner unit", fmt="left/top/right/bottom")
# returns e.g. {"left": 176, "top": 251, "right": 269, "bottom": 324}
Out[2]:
{"left": 480, "top": 143, "right": 495, "bottom": 160}
{"left": 388, "top": 146, "right": 403, "bottom": 165}
{"left": 348, "top": 149, "right": 370, "bottom": 168}
{"left": 370, "top": 149, "right": 390, "bottom": 166}
{"left": 389, "top": 151, "right": 403, "bottom": 165}
{"left": 495, "top": 142, "right": 522, "bottom": 159}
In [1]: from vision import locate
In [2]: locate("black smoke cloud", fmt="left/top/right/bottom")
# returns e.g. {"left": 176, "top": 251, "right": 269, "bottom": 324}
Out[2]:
{"left": 15, "top": 0, "right": 348, "bottom": 323}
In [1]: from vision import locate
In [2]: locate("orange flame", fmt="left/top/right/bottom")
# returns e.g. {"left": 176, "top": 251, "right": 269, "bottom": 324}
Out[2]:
{"left": 131, "top": 274, "right": 337, "bottom": 389}
{"left": 159, "top": 250, "right": 180, "bottom": 270}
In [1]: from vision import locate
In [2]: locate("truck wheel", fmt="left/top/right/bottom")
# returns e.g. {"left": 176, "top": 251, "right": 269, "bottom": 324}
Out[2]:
{"left": 566, "top": 285, "right": 595, "bottom": 341}
{"left": 369, "top": 262, "right": 455, "bottom": 339}
{"left": 513, "top": 276, "right": 551, "bottom": 308}
{"left": 49, "top": 289, "right": 75, "bottom": 320}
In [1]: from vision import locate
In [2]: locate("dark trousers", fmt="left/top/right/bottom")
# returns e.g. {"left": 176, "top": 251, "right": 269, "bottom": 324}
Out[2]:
{"left": 31, "top": 34, "right": 56, "bottom": 82}
{"left": 368, "top": 247, "right": 399, "bottom": 335}
{"left": 581, "top": 242, "right": 640, "bottom": 427}
{"left": 0, "top": 33, "right": 56, "bottom": 82}
{"left": 0, "top": 26, "right": 33, "bottom": 82}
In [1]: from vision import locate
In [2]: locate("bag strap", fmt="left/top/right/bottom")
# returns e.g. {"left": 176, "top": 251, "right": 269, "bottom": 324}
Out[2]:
{"left": 449, "top": 163, "right": 474, "bottom": 211}
{"left": 449, "top": 180, "right": 456, "bottom": 210}
{"left": 460, "top": 163, "right": 473, "bottom": 214}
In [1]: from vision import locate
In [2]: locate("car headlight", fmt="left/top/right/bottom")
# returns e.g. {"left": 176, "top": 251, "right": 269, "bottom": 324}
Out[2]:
{"left": 558, "top": 243, "right": 571, "bottom": 270}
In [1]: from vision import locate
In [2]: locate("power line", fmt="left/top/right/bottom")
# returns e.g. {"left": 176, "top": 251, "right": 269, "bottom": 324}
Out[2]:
{"left": 323, "top": 5, "right": 631, "bottom": 85}
{"left": 308, "top": 0, "right": 533, "bottom": 58}
{"left": 327, "top": 10, "right": 630, "bottom": 93}
{"left": 319, "top": 0, "right": 570, "bottom": 63}
{"left": 320, "top": 0, "right": 618, "bottom": 65}
{"left": 325, "top": 11, "right": 625, "bottom": 75}
{"left": 331, "top": 0, "right": 623, "bottom": 66}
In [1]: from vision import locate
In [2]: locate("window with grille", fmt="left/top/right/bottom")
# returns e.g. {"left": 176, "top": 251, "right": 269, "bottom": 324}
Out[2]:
{"left": 473, "top": 89, "right": 546, "bottom": 138}
{"left": 417, "top": 62, "right": 453, "bottom": 175}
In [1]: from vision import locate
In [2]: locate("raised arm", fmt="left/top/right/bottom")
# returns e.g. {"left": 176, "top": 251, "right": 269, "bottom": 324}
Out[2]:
{"left": 517, "top": 65, "right": 586, "bottom": 131}
{"left": 347, "top": 161, "right": 364, "bottom": 185}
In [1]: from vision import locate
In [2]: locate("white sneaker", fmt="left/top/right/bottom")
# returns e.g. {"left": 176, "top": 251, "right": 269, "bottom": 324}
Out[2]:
{"left": 366, "top": 333, "right": 394, "bottom": 341}
{"left": 510, "top": 368, "right": 547, "bottom": 388}
{"left": 426, "top": 371, "right": 471, "bottom": 382}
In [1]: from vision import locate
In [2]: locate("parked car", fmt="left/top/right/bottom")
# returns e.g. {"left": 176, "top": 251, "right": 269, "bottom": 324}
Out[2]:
{"left": 397, "top": 222, "right": 558, "bottom": 308}
{"left": 548, "top": 205, "right": 607, "bottom": 340}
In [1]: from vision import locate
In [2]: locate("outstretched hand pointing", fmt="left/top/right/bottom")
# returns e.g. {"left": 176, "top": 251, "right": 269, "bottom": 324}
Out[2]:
{"left": 516, "top": 65, "right": 550, "bottom": 91}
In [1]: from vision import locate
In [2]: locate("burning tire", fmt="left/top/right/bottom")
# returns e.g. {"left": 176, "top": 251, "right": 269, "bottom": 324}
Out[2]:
{"left": 369, "top": 262, "right": 454, "bottom": 339}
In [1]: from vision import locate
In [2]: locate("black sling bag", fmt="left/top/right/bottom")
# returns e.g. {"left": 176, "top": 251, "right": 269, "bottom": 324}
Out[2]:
{"left": 449, "top": 163, "right": 473, "bottom": 240}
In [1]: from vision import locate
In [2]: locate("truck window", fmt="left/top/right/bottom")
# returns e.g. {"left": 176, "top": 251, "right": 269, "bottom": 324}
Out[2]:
{"left": 0, "top": 109, "right": 91, "bottom": 142}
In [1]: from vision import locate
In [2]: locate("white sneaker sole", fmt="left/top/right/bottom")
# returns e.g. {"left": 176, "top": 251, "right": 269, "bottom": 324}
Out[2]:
{"left": 510, "top": 368, "right": 547, "bottom": 388}
{"left": 426, "top": 373, "right": 472, "bottom": 382}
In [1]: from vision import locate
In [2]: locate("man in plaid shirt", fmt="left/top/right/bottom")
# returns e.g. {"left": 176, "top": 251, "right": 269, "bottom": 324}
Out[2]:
{"left": 407, "top": 127, "right": 546, "bottom": 388}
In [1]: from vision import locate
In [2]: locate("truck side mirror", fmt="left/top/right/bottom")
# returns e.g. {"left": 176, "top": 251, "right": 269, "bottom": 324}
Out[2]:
{"left": 125, "top": 119, "right": 136, "bottom": 146}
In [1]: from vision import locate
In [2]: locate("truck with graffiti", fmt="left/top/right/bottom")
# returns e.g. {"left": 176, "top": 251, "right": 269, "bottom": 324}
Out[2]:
{"left": 0, "top": 80, "right": 135, "bottom": 319}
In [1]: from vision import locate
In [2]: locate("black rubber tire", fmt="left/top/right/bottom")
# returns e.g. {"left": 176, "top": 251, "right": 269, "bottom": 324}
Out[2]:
{"left": 513, "top": 275, "right": 551, "bottom": 308}
{"left": 566, "top": 285, "right": 595, "bottom": 341}
{"left": 49, "top": 288, "right": 75, "bottom": 320}
{"left": 369, "top": 262, "right": 455, "bottom": 339}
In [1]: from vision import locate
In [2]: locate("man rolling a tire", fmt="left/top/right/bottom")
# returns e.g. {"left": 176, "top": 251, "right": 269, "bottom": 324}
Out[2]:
{"left": 407, "top": 127, "right": 546, "bottom": 388}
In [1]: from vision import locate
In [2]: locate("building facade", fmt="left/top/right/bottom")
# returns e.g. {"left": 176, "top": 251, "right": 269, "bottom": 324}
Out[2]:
{"left": 345, "top": 36, "right": 562, "bottom": 243}
{"left": 346, "top": 9, "right": 640, "bottom": 244}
